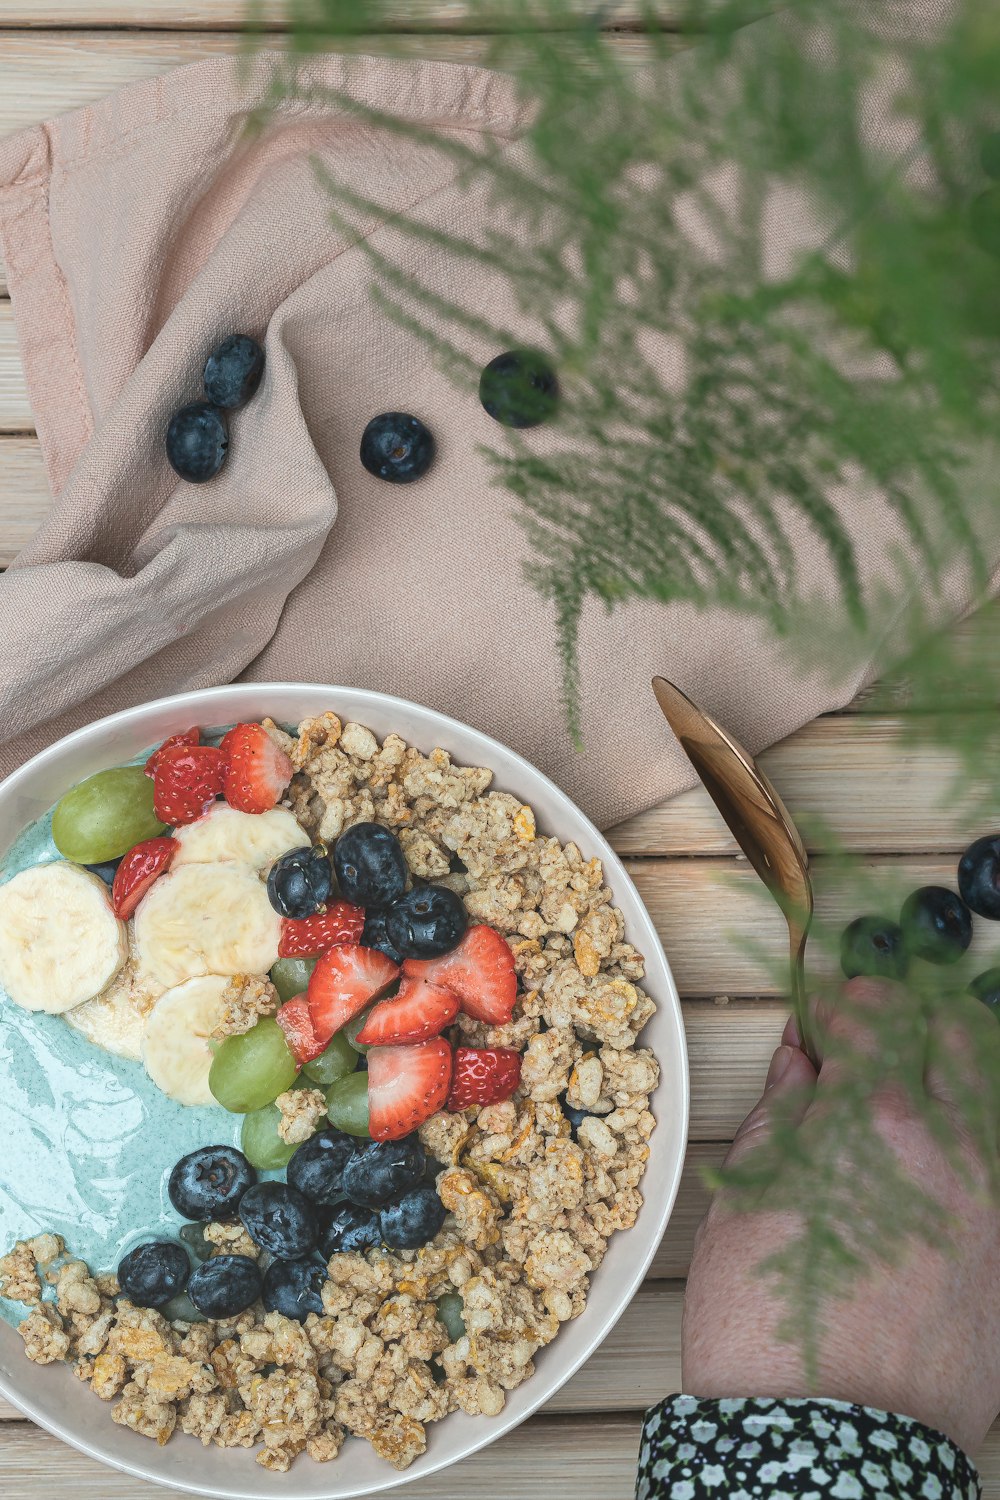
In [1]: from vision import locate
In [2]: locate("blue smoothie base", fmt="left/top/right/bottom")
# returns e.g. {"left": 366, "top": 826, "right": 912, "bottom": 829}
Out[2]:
{"left": 0, "top": 777, "right": 252, "bottom": 1329}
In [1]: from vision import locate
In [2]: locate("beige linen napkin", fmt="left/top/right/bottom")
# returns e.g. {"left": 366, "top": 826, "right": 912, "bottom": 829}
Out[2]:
{"left": 0, "top": 28, "right": 981, "bottom": 830}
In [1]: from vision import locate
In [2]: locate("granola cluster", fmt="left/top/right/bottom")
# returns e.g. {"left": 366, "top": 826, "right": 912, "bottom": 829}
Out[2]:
{"left": 5, "top": 714, "right": 658, "bottom": 1474}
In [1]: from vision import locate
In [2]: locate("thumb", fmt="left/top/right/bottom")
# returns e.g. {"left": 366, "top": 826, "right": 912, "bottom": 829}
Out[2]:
{"left": 724, "top": 1041, "right": 818, "bottom": 1169}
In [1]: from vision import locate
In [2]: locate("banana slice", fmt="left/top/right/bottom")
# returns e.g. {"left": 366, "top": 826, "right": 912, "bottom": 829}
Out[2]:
{"left": 66, "top": 928, "right": 164, "bottom": 1061}
{"left": 0, "top": 863, "right": 127, "bottom": 1014}
{"left": 141, "top": 974, "right": 230, "bottom": 1105}
{"left": 171, "top": 805, "right": 307, "bottom": 872}
{"left": 133, "top": 862, "right": 281, "bottom": 990}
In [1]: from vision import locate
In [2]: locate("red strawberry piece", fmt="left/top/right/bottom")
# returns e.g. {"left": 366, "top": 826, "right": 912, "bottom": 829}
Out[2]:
{"left": 144, "top": 727, "right": 200, "bottom": 778}
{"left": 403, "top": 925, "right": 517, "bottom": 1025}
{"left": 110, "top": 836, "right": 177, "bottom": 920}
{"left": 367, "top": 1037, "right": 453, "bottom": 1142}
{"left": 355, "top": 973, "right": 459, "bottom": 1047}
{"left": 447, "top": 1046, "right": 521, "bottom": 1113}
{"left": 307, "top": 944, "right": 401, "bottom": 1046}
{"left": 278, "top": 901, "right": 366, "bottom": 958}
{"left": 222, "top": 723, "right": 293, "bottom": 815}
{"left": 275, "top": 996, "right": 326, "bottom": 1067}
{"left": 153, "top": 744, "right": 226, "bottom": 825}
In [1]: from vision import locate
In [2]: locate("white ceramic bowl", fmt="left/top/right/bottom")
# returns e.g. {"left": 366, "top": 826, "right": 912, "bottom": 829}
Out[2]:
{"left": 0, "top": 684, "right": 688, "bottom": 1498}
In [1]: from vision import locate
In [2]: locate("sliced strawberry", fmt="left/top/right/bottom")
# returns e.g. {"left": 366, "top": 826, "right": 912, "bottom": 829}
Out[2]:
{"left": 275, "top": 996, "right": 326, "bottom": 1066}
{"left": 403, "top": 925, "right": 517, "bottom": 1025}
{"left": 111, "top": 836, "right": 177, "bottom": 919}
{"left": 447, "top": 1046, "right": 521, "bottom": 1113}
{"left": 278, "top": 901, "right": 366, "bottom": 958}
{"left": 307, "top": 944, "right": 400, "bottom": 1046}
{"left": 144, "top": 727, "right": 200, "bottom": 778}
{"left": 153, "top": 744, "right": 226, "bottom": 825}
{"left": 355, "top": 973, "right": 459, "bottom": 1047}
{"left": 222, "top": 723, "right": 293, "bottom": 815}
{"left": 367, "top": 1037, "right": 453, "bottom": 1142}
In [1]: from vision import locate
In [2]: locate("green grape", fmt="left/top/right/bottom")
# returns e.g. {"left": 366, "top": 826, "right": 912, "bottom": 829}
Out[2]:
{"left": 241, "top": 1104, "right": 298, "bottom": 1170}
{"left": 269, "top": 957, "right": 316, "bottom": 1004}
{"left": 345, "top": 1005, "right": 376, "bottom": 1055}
{"left": 52, "top": 767, "right": 166, "bottom": 864}
{"left": 209, "top": 1018, "right": 297, "bottom": 1113}
{"left": 326, "top": 1071, "right": 370, "bottom": 1137}
{"left": 436, "top": 1292, "right": 466, "bottom": 1343}
{"left": 302, "top": 1031, "right": 357, "bottom": 1088}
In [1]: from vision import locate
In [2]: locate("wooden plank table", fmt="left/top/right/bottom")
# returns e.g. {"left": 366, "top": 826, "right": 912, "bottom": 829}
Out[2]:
{"left": 3, "top": 6, "right": 1000, "bottom": 1496}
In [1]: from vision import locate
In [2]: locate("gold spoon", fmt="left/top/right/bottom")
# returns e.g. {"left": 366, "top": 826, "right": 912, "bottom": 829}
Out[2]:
{"left": 652, "top": 675, "right": 818, "bottom": 1065}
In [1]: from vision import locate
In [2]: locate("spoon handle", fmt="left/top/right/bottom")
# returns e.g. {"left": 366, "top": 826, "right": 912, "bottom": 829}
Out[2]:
{"left": 788, "top": 921, "right": 819, "bottom": 1068}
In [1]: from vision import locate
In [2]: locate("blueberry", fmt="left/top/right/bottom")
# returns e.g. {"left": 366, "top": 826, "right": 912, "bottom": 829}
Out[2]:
{"left": 479, "top": 349, "right": 559, "bottom": 428}
{"left": 839, "top": 916, "right": 908, "bottom": 981}
{"left": 262, "top": 1258, "right": 326, "bottom": 1323}
{"left": 361, "top": 908, "right": 403, "bottom": 964}
{"left": 384, "top": 884, "right": 467, "bottom": 960}
{"left": 379, "top": 1186, "right": 446, "bottom": 1250}
{"left": 203, "top": 335, "right": 265, "bottom": 410}
{"left": 239, "top": 1181, "right": 317, "bottom": 1257}
{"left": 334, "top": 822, "right": 407, "bottom": 908}
{"left": 341, "top": 1136, "right": 426, "bottom": 1210}
{"left": 969, "top": 967, "right": 1000, "bottom": 1015}
{"left": 286, "top": 1129, "right": 355, "bottom": 1205}
{"left": 117, "top": 1240, "right": 190, "bottom": 1308}
{"left": 316, "top": 1201, "right": 381, "bottom": 1258}
{"left": 165, "top": 401, "right": 229, "bottom": 484}
{"left": 266, "top": 844, "right": 334, "bottom": 920}
{"left": 86, "top": 858, "right": 122, "bottom": 886}
{"left": 900, "top": 886, "right": 973, "bottom": 965}
{"left": 959, "top": 835, "right": 1000, "bottom": 920}
{"left": 559, "top": 1093, "right": 589, "bottom": 1140}
{"left": 360, "top": 412, "right": 435, "bottom": 484}
{"left": 187, "top": 1254, "right": 262, "bottom": 1319}
{"left": 168, "top": 1146, "right": 256, "bottom": 1221}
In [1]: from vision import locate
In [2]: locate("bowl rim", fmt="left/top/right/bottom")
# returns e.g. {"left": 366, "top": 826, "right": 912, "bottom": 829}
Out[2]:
{"left": 0, "top": 682, "right": 689, "bottom": 1498}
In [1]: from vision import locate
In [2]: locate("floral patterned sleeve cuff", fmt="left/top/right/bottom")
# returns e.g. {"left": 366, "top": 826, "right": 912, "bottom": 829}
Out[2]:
{"left": 636, "top": 1395, "right": 981, "bottom": 1500}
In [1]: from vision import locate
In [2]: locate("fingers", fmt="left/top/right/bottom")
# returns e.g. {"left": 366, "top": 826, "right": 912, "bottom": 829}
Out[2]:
{"left": 924, "top": 992, "right": 1000, "bottom": 1150}
{"left": 723, "top": 1038, "right": 818, "bottom": 1169}
{"left": 808, "top": 977, "right": 924, "bottom": 1099}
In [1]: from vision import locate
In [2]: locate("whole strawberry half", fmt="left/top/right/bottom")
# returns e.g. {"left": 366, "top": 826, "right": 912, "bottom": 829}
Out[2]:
{"left": 403, "top": 925, "right": 517, "bottom": 1025}
{"left": 307, "top": 944, "right": 400, "bottom": 1046}
{"left": 355, "top": 973, "right": 459, "bottom": 1047}
{"left": 111, "top": 836, "right": 177, "bottom": 919}
{"left": 447, "top": 1046, "right": 521, "bottom": 1112}
{"left": 144, "top": 727, "right": 200, "bottom": 779}
{"left": 279, "top": 901, "right": 365, "bottom": 958}
{"left": 367, "top": 1037, "right": 453, "bottom": 1142}
{"left": 275, "top": 996, "right": 326, "bottom": 1067}
{"left": 153, "top": 744, "right": 226, "bottom": 825}
{"left": 222, "top": 723, "right": 293, "bottom": 815}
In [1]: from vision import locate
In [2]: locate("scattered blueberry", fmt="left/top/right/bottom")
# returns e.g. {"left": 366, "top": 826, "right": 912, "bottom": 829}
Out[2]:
{"left": 959, "top": 834, "right": 1000, "bottom": 919}
{"left": 900, "top": 886, "right": 973, "bottom": 965}
{"left": 559, "top": 1093, "right": 589, "bottom": 1140}
{"left": 385, "top": 884, "right": 468, "bottom": 960}
{"left": 286, "top": 1129, "right": 355, "bottom": 1206}
{"left": 839, "top": 916, "right": 908, "bottom": 981}
{"left": 360, "top": 412, "right": 435, "bottom": 484}
{"left": 239, "top": 1181, "right": 317, "bottom": 1258}
{"left": 187, "top": 1254, "right": 262, "bottom": 1319}
{"left": 117, "top": 1240, "right": 190, "bottom": 1308}
{"left": 168, "top": 1146, "right": 256, "bottom": 1221}
{"left": 969, "top": 967, "right": 1000, "bottom": 1015}
{"left": 379, "top": 1186, "right": 446, "bottom": 1250}
{"left": 334, "top": 822, "right": 407, "bottom": 908}
{"left": 361, "top": 908, "right": 403, "bottom": 964}
{"left": 341, "top": 1136, "right": 426, "bottom": 1210}
{"left": 316, "top": 1201, "right": 382, "bottom": 1258}
{"left": 479, "top": 349, "right": 559, "bottom": 428}
{"left": 165, "top": 401, "right": 229, "bottom": 484}
{"left": 262, "top": 1258, "right": 326, "bottom": 1323}
{"left": 86, "top": 858, "right": 122, "bottom": 886}
{"left": 266, "top": 844, "right": 334, "bottom": 920}
{"left": 203, "top": 335, "right": 265, "bottom": 410}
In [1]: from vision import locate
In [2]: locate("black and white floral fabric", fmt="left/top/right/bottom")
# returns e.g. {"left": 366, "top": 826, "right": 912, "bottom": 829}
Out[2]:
{"left": 636, "top": 1395, "right": 981, "bottom": 1500}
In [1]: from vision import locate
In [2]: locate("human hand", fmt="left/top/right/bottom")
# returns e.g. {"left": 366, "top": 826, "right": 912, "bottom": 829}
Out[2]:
{"left": 682, "top": 977, "right": 1000, "bottom": 1454}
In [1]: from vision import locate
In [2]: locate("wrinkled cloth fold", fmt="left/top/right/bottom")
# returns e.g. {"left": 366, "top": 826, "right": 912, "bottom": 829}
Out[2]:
{"left": 0, "top": 21, "right": 986, "bottom": 829}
